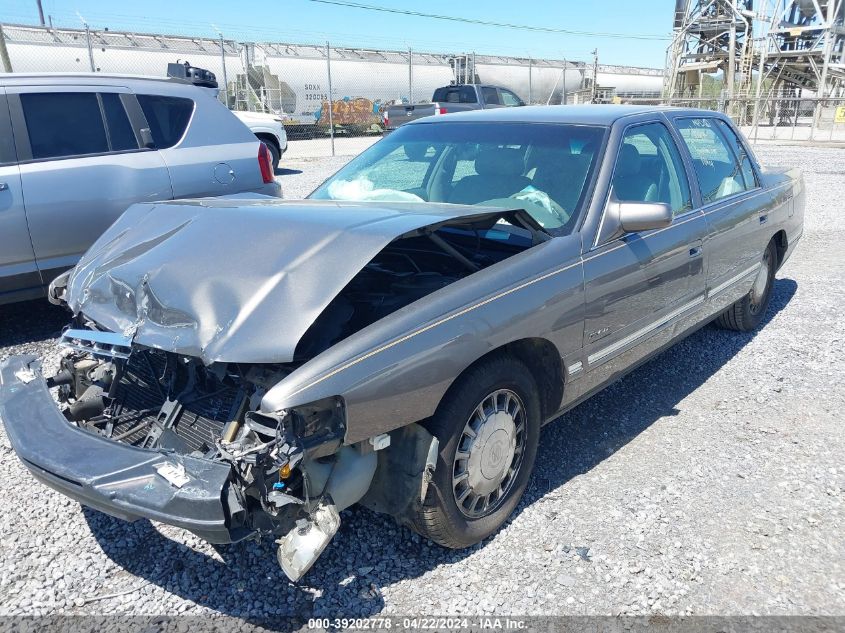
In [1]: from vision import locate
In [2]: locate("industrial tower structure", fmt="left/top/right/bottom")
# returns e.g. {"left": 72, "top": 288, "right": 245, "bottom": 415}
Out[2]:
{"left": 667, "top": 0, "right": 845, "bottom": 100}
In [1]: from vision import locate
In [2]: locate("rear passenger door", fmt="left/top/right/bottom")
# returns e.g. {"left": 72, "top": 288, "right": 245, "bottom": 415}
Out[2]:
{"left": 671, "top": 116, "right": 769, "bottom": 302}
{"left": 0, "top": 89, "right": 40, "bottom": 300}
{"left": 7, "top": 86, "right": 172, "bottom": 282}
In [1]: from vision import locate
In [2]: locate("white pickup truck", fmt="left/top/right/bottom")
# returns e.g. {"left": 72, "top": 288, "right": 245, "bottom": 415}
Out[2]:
{"left": 167, "top": 62, "right": 288, "bottom": 168}
{"left": 232, "top": 110, "right": 288, "bottom": 169}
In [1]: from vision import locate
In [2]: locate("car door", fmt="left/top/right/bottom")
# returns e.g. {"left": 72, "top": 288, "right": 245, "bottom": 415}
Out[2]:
{"left": 0, "top": 89, "right": 41, "bottom": 302}
{"left": 7, "top": 86, "right": 173, "bottom": 283}
{"left": 579, "top": 117, "right": 708, "bottom": 390}
{"left": 670, "top": 115, "right": 772, "bottom": 306}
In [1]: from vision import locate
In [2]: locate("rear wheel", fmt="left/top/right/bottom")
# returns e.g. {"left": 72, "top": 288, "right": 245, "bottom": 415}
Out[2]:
{"left": 411, "top": 355, "right": 541, "bottom": 548}
{"left": 716, "top": 240, "right": 776, "bottom": 332}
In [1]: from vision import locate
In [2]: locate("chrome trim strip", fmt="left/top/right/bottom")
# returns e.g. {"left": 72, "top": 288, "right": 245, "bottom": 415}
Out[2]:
{"left": 587, "top": 295, "right": 706, "bottom": 366}
{"left": 59, "top": 328, "right": 133, "bottom": 360}
{"left": 707, "top": 262, "right": 761, "bottom": 298}
{"left": 567, "top": 361, "right": 583, "bottom": 376}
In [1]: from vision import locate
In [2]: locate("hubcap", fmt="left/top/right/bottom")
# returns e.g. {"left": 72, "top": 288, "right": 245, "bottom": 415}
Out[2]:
{"left": 452, "top": 389, "right": 527, "bottom": 518}
{"left": 750, "top": 249, "right": 772, "bottom": 314}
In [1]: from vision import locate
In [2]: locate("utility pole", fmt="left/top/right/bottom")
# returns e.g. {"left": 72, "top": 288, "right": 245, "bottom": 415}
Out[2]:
{"left": 36, "top": 0, "right": 45, "bottom": 26}
{"left": 591, "top": 49, "right": 599, "bottom": 103}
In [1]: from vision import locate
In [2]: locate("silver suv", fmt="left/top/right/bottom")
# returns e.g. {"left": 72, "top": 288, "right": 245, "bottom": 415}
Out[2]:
{"left": 0, "top": 74, "right": 281, "bottom": 305}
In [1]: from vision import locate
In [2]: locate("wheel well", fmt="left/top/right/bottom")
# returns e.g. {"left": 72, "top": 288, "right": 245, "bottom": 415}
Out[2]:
{"left": 446, "top": 338, "right": 563, "bottom": 421}
{"left": 772, "top": 230, "right": 788, "bottom": 269}
{"left": 254, "top": 133, "right": 279, "bottom": 154}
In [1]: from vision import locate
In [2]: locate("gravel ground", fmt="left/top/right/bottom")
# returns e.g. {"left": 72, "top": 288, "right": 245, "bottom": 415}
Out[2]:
{"left": 0, "top": 142, "right": 843, "bottom": 620}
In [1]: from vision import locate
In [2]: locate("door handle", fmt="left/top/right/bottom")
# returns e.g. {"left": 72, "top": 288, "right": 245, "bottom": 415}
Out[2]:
{"left": 0, "top": 182, "right": 8, "bottom": 191}
{"left": 689, "top": 246, "right": 702, "bottom": 258}
{"left": 759, "top": 214, "right": 768, "bottom": 224}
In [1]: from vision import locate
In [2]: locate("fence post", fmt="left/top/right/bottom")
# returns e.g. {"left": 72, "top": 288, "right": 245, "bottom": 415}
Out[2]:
{"left": 326, "top": 41, "right": 335, "bottom": 157}
{"left": 562, "top": 60, "right": 566, "bottom": 105}
{"left": 528, "top": 57, "right": 532, "bottom": 104}
{"left": 219, "top": 35, "right": 229, "bottom": 108}
{"left": 408, "top": 47, "right": 413, "bottom": 103}
{"left": 85, "top": 24, "right": 95, "bottom": 72}
{"left": 0, "top": 24, "right": 13, "bottom": 73}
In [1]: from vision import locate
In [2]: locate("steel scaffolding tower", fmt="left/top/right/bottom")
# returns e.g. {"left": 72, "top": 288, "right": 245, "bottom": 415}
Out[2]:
{"left": 668, "top": 0, "right": 845, "bottom": 100}
{"left": 667, "top": 0, "right": 756, "bottom": 99}
{"left": 755, "top": 0, "right": 845, "bottom": 98}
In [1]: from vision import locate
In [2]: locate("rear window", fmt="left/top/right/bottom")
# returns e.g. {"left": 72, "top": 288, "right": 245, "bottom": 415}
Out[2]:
{"left": 21, "top": 92, "right": 108, "bottom": 159}
{"left": 432, "top": 86, "right": 478, "bottom": 104}
{"left": 137, "top": 94, "right": 194, "bottom": 149}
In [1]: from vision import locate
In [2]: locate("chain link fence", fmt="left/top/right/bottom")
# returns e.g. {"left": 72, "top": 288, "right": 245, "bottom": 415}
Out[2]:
{"left": 3, "top": 21, "right": 841, "bottom": 156}
{"left": 657, "top": 95, "right": 845, "bottom": 143}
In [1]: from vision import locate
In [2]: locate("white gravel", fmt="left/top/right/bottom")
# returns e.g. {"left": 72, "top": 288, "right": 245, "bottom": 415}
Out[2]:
{"left": 0, "top": 142, "right": 843, "bottom": 620}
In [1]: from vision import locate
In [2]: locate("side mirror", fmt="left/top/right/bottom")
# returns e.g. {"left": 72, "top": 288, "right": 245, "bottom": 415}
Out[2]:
{"left": 139, "top": 128, "right": 156, "bottom": 149}
{"left": 618, "top": 201, "right": 673, "bottom": 233}
{"left": 598, "top": 200, "right": 673, "bottom": 243}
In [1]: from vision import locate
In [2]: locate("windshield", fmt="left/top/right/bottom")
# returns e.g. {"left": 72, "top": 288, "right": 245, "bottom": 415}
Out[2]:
{"left": 309, "top": 122, "right": 606, "bottom": 233}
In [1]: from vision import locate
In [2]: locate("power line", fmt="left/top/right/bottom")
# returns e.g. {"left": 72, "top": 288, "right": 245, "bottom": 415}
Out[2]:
{"left": 307, "top": 0, "right": 673, "bottom": 41}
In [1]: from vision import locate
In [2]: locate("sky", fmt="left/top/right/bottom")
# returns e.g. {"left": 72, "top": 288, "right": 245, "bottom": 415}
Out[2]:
{"left": 0, "top": 0, "right": 674, "bottom": 68}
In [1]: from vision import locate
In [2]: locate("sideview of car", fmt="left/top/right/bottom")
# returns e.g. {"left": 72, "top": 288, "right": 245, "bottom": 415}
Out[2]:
{"left": 0, "top": 105, "right": 804, "bottom": 581}
{"left": 0, "top": 73, "right": 281, "bottom": 306}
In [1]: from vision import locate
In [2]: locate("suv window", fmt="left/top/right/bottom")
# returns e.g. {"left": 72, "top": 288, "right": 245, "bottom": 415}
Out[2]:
{"left": 101, "top": 93, "right": 138, "bottom": 152}
{"left": 675, "top": 117, "right": 749, "bottom": 203}
{"left": 481, "top": 87, "right": 501, "bottom": 105}
{"left": 0, "top": 96, "right": 16, "bottom": 165}
{"left": 612, "top": 122, "right": 692, "bottom": 216}
{"left": 500, "top": 89, "right": 523, "bottom": 107}
{"left": 137, "top": 94, "right": 194, "bottom": 149}
{"left": 715, "top": 119, "right": 757, "bottom": 189}
{"left": 21, "top": 92, "right": 108, "bottom": 159}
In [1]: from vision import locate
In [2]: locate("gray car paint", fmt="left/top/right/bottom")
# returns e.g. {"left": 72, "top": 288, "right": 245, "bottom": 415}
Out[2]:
{"left": 15, "top": 105, "right": 805, "bottom": 452}
{"left": 64, "top": 197, "right": 531, "bottom": 365}
{"left": 261, "top": 107, "right": 804, "bottom": 444}
{"left": 0, "top": 73, "right": 281, "bottom": 305}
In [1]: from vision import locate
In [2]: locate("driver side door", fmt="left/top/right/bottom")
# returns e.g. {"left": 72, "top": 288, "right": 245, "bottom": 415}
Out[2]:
{"left": 579, "top": 118, "right": 708, "bottom": 391}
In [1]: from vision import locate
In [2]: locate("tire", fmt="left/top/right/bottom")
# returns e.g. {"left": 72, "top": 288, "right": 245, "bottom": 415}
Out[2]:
{"left": 716, "top": 240, "right": 777, "bottom": 332}
{"left": 266, "top": 141, "right": 281, "bottom": 171}
{"left": 411, "top": 354, "right": 541, "bottom": 549}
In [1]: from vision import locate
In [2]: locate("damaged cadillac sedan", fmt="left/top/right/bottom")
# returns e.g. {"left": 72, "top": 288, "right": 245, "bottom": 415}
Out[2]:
{"left": 0, "top": 106, "right": 804, "bottom": 580}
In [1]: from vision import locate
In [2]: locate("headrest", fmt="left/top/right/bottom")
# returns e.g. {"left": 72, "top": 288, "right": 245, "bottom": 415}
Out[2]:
{"left": 615, "top": 143, "right": 641, "bottom": 178}
{"left": 475, "top": 148, "right": 525, "bottom": 177}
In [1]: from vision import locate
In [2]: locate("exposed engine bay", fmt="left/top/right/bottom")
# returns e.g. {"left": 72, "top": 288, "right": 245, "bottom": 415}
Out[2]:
{"left": 47, "top": 214, "right": 541, "bottom": 579}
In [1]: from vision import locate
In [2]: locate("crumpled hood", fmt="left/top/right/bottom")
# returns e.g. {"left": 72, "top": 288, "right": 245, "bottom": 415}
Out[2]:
{"left": 66, "top": 197, "right": 500, "bottom": 364}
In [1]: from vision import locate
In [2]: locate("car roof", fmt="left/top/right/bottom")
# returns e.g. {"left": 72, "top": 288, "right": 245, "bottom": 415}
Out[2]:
{"left": 409, "top": 104, "right": 723, "bottom": 126}
{"left": 0, "top": 72, "right": 202, "bottom": 92}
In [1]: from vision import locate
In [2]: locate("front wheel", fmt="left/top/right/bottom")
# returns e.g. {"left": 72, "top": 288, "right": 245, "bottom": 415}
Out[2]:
{"left": 411, "top": 355, "right": 541, "bottom": 549}
{"left": 716, "top": 240, "right": 776, "bottom": 332}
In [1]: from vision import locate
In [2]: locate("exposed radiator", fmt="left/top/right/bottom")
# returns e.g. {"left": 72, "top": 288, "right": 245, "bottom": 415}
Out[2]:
{"left": 107, "top": 350, "right": 241, "bottom": 454}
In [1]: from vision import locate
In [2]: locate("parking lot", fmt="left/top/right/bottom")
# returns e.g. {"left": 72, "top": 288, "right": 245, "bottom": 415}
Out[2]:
{"left": 0, "top": 141, "right": 842, "bottom": 620}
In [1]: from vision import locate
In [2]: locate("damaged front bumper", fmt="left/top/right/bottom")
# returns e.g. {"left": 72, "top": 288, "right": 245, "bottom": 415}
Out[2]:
{"left": 0, "top": 355, "right": 237, "bottom": 544}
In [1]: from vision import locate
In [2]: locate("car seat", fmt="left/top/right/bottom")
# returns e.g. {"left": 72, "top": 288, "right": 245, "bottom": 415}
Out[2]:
{"left": 449, "top": 148, "right": 531, "bottom": 205}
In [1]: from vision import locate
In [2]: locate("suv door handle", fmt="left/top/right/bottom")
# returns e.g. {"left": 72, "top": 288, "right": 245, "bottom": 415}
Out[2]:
{"left": 0, "top": 182, "right": 8, "bottom": 191}
{"left": 689, "top": 246, "right": 702, "bottom": 258}
{"left": 759, "top": 214, "right": 768, "bottom": 224}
